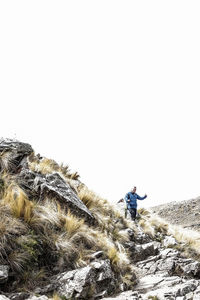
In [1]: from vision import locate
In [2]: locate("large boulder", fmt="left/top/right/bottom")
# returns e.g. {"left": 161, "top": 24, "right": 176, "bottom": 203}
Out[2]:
{"left": 0, "top": 139, "right": 33, "bottom": 173}
{"left": 57, "top": 259, "right": 115, "bottom": 298}
{"left": 17, "top": 169, "right": 94, "bottom": 222}
{"left": 35, "top": 260, "right": 115, "bottom": 299}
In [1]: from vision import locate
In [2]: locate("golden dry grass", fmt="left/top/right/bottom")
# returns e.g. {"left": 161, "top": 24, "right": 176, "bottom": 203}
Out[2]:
{"left": 0, "top": 150, "right": 14, "bottom": 171}
{"left": 2, "top": 182, "right": 34, "bottom": 223}
{"left": 107, "top": 246, "right": 120, "bottom": 265}
{"left": 28, "top": 157, "right": 59, "bottom": 175}
{"left": 64, "top": 210, "right": 84, "bottom": 237}
{"left": 52, "top": 293, "right": 62, "bottom": 300}
{"left": 28, "top": 155, "right": 80, "bottom": 181}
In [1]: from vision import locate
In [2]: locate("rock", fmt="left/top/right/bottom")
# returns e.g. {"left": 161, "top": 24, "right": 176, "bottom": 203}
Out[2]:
{"left": 156, "top": 257, "right": 175, "bottom": 274}
{"left": 0, "top": 296, "right": 10, "bottom": 300}
{"left": 162, "top": 292, "right": 176, "bottom": 300}
{"left": 8, "top": 293, "right": 29, "bottom": 300}
{"left": 160, "top": 248, "right": 179, "bottom": 259}
{"left": 193, "top": 285, "right": 200, "bottom": 299}
{"left": 17, "top": 169, "right": 94, "bottom": 222}
{"left": 163, "top": 236, "right": 177, "bottom": 248}
{"left": 136, "top": 274, "right": 183, "bottom": 294}
{"left": 134, "top": 228, "right": 151, "bottom": 244}
{"left": 101, "top": 290, "right": 138, "bottom": 300}
{"left": 185, "top": 292, "right": 194, "bottom": 299}
{"left": 145, "top": 290, "right": 176, "bottom": 300}
{"left": 130, "top": 242, "right": 159, "bottom": 262}
{"left": 26, "top": 296, "right": 48, "bottom": 300}
{"left": 144, "top": 278, "right": 200, "bottom": 299}
{"left": 175, "top": 280, "right": 199, "bottom": 296}
{"left": 0, "top": 138, "right": 33, "bottom": 173}
{"left": 40, "top": 260, "right": 115, "bottom": 299}
{"left": 124, "top": 228, "right": 135, "bottom": 241}
{"left": 181, "top": 261, "right": 200, "bottom": 278}
{"left": 136, "top": 274, "right": 165, "bottom": 293}
{"left": 91, "top": 260, "right": 113, "bottom": 282}
{"left": 0, "top": 265, "right": 9, "bottom": 283}
{"left": 173, "top": 258, "right": 200, "bottom": 278}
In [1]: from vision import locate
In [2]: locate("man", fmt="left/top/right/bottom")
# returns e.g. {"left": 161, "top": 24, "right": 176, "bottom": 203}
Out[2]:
{"left": 125, "top": 187, "right": 147, "bottom": 220}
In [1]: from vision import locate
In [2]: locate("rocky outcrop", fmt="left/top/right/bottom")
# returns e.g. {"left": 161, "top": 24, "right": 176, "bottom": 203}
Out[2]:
{"left": 34, "top": 260, "right": 115, "bottom": 299}
{"left": 0, "top": 138, "right": 33, "bottom": 173}
{"left": 17, "top": 169, "right": 94, "bottom": 222}
{"left": 0, "top": 138, "right": 94, "bottom": 223}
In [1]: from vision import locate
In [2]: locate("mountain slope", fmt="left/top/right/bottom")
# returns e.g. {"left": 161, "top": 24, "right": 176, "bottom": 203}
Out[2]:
{"left": 1, "top": 139, "right": 200, "bottom": 299}
{"left": 150, "top": 196, "right": 200, "bottom": 231}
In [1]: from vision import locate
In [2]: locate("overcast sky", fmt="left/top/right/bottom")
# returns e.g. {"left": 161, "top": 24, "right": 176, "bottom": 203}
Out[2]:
{"left": 0, "top": 1, "right": 200, "bottom": 208}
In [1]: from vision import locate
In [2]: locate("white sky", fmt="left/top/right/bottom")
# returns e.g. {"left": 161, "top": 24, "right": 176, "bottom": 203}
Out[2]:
{"left": 0, "top": 1, "right": 200, "bottom": 208}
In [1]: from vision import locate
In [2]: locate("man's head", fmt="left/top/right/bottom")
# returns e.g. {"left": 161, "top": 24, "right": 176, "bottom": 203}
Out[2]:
{"left": 131, "top": 186, "right": 137, "bottom": 193}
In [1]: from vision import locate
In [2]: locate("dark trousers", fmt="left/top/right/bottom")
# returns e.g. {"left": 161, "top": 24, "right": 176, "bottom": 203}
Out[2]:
{"left": 129, "top": 208, "right": 137, "bottom": 220}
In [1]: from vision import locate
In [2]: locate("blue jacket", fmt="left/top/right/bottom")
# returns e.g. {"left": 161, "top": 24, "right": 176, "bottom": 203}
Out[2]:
{"left": 125, "top": 192, "right": 147, "bottom": 209}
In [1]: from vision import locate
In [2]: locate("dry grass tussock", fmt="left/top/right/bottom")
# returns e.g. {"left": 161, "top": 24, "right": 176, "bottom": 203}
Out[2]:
{"left": 0, "top": 150, "right": 15, "bottom": 172}
{"left": 138, "top": 209, "right": 200, "bottom": 259}
{"left": 28, "top": 156, "right": 80, "bottom": 181}
{"left": 0, "top": 204, "right": 27, "bottom": 262}
{"left": 0, "top": 204, "right": 43, "bottom": 279}
{"left": 2, "top": 182, "right": 34, "bottom": 223}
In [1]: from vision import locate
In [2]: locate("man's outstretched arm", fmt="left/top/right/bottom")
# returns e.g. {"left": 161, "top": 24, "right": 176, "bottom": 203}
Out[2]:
{"left": 136, "top": 194, "right": 147, "bottom": 200}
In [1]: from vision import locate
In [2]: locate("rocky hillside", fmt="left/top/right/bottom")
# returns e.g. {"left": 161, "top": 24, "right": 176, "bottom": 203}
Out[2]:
{"left": 1, "top": 139, "right": 200, "bottom": 299}
{"left": 150, "top": 197, "right": 200, "bottom": 231}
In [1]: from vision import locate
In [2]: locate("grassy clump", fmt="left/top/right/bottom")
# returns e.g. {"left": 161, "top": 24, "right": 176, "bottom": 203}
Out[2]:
{"left": 2, "top": 180, "right": 34, "bottom": 223}
{"left": 28, "top": 155, "right": 80, "bottom": 182}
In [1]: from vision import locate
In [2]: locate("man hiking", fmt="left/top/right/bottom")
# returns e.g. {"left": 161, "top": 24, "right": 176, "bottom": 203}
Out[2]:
{"left": 125, "top": 186, "right": 147, "bottom": 220}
